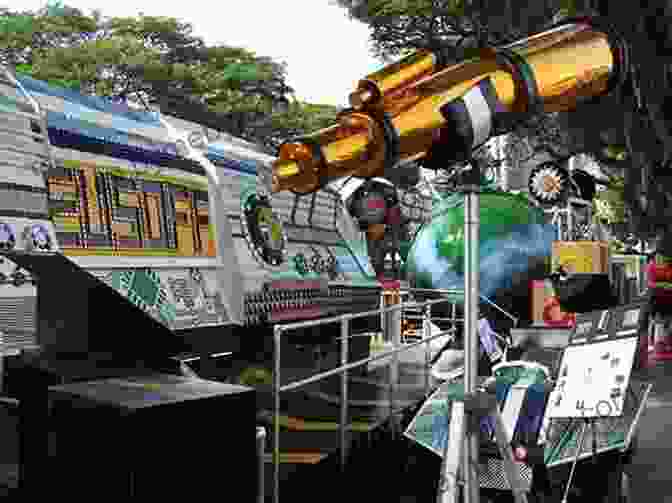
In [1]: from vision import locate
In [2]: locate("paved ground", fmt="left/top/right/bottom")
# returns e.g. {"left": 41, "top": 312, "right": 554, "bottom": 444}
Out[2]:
{"left": 332, "top": 358, "right": 672, "bottom": 503}
{"left": 628, "top": 359, "right": 672, "bottom": 502}
{"left": 0, "top": 359, "right": 671, "bottom": 500}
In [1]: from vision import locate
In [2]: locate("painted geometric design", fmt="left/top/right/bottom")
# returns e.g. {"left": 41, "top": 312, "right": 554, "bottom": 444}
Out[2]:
{"left": 168, "top": 277, "right": 196, "bottom": 310}
{"left": 94, "top": 268, "right": 229, "bottom": 330}
{"left": 112, "top": 269, "right": 175, "bottom": 326}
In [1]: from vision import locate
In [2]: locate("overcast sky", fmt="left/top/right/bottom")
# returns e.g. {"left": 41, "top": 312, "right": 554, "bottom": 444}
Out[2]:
{"left": 3, "top": 0, "right": 383, "bottom": 106}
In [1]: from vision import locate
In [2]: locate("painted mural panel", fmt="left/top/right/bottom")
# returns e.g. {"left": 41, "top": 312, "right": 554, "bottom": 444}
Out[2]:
{"left": 48, "top": 159, "right": 216, "bottom": 258}
{"left": 90, "top": 267, "right": 229, "bottom": 330}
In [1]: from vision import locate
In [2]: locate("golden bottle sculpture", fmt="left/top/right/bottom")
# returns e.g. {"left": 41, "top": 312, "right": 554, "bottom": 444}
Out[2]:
{"left": 273, "top": 20, "right": 623, "bottom": 195}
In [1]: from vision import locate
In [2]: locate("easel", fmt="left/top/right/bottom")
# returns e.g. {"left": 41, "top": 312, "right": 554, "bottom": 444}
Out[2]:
{"left": 558, "top": 416, "right": 597, "bottom": 503}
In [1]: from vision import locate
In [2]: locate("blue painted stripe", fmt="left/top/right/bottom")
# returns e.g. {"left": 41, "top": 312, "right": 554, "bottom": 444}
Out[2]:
{"left": 44, "top": 112, "right": 256, "bottom": 176}
{"left": 46, "top": 111, "right": 178, "bottom": 156}
{"left": 16, "top": 74, "right": 162, "bottom": 125}
{"left": 47, "top": 128, "right": 204, "bottom": 175}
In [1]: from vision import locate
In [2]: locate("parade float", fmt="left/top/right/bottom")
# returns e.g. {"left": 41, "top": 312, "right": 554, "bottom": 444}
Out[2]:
{"left": 0, "top": 14, "right": 656, "bottom": 503}
{"left": 270, "top": 16, "right": 651, "bottom": 503}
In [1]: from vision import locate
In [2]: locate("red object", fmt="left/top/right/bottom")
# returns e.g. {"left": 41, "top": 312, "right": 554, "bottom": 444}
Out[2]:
{"left": 513, "top": 446, "right": 528, "bottom": 463}
{"left": 377, "top": 276, "right": 401, "bottom": 290}
{"left": 649, "top": 262, "right": 672, "bottom": 304}
{"left": 366, "top": 198, "right": 386, "bottom": 209}
{"left": 385, "top": 206, "right": 402, "bottom": 225}
{"left": 542, "top": 296, "right": 575, "bottom": 327}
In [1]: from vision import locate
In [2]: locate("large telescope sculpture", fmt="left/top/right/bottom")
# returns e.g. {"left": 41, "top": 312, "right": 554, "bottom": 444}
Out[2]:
{"left": 272, "top": 18, "right": 627, "bottom": 194}
{"left": 271, "top": 17, "right": 628, "bottom": 503}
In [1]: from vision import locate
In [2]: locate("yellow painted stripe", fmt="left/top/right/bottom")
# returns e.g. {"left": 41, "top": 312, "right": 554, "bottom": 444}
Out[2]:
{"left": 263, "top": 452, "right": 328, "bottom": 465}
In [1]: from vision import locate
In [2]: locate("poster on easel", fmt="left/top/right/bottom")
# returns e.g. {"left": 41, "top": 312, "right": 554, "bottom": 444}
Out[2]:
{"left": 546, "top": 337, "right": 638, "bottom": 418}
{"left": 544, "top": 304, "right": 643, "bottom": 419}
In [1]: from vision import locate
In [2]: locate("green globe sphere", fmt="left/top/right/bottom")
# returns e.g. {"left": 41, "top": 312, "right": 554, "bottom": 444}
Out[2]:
{"left": 406, "top": 191, "right": 554, "bottom": 313}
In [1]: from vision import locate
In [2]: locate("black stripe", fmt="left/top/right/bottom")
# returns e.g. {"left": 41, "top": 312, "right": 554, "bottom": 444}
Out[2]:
{"left": 478, "top": 77, "right": 507, "bottom": 118}
{"left": 377, "top": 111, "right": 401, "bottom": 172}
{"left": 291, "top": 193, "right": 300, "bottom": 224}
{"left": 308, "top": 192, "right": 317, "bottom": 225}
{"left": 439, "top": 98, "right": 476, "bottom": 161}
{"left": 494, "top": 48, "right": 541, "bottom": 130}
{"left": 0, "top": 182, "right": 48, "bottom": 194}
{"left": 0, "top": 210, "right": 50, "bottom": 220}
{"left": 341, "top": 107, "right": 401, "bottom": 174}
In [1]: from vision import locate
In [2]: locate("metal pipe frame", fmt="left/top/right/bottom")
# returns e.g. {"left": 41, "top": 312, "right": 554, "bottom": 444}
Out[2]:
{"left": 271, "top": 294, "right": 459, "bottom": 503}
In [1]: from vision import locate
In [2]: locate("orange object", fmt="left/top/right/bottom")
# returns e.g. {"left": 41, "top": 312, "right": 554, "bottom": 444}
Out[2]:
{"left": 207, "top": 237, "right": 216, "bottom": 257}
{"left": 367, "top": 223, "right": 387, "bottom": 241}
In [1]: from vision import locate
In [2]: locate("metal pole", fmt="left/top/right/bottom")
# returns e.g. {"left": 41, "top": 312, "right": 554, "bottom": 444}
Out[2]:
{"left": 424, "top": 305, "right": 431, "bottom": 396}
{"left": 340, "top": 317, "right": 350, "bottom": 471}
{"left": 380, "top": 292, "right": 386, "bottom": 342}
{"left": 390, "top": 290, "right": 401, "bottom": 434}
{"left": 463, "top": 168, "right": 480, "bottom": 503}
{"left": 561, "top": 420, "right": 589, "bottom": 503}
{"left": 273, "top": 325, "right": 282, "bottom": 503}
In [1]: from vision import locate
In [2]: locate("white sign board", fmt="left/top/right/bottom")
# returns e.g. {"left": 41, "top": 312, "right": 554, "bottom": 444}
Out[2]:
{"left": 546, "top": 337, "right": 638, "bottom": 419}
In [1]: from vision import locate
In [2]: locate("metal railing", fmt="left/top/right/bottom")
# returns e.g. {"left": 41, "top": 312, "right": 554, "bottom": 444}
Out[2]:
{"left": 404, "top": 288, "right": 519, "bottom": 327}
{"left": 269, "top": 293, "right": 468, "bottom": 503}
{"left": 268, "top": 288, "right": 519, "bottom": 502}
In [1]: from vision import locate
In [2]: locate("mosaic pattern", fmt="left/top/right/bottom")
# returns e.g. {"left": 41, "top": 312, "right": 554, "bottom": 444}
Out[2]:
{"left": 97, "top": 267, "right": 229, "bottom": 330}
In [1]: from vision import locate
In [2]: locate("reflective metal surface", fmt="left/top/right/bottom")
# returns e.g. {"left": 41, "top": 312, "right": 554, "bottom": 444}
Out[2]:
{"left": 272, "top": 22, "right": 617, "bottom": 196}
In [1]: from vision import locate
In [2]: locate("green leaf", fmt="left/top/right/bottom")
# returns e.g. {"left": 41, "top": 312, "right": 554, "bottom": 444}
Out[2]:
{"left": 0, "top": 14, "right": 36, "bottom": 34}
{"left": 220, "top": 62, "right": 263, "bottom": 82}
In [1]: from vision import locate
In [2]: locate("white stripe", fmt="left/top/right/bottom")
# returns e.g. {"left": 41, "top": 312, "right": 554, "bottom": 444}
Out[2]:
{"left": 462, "top": 82, "right": 493, "bottom": 148}
{"left": 501, "top": 385, "right": 528, "bottom": 442}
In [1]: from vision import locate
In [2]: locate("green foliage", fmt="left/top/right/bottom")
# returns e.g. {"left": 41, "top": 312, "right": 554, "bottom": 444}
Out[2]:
{"left": 251, "top": 100, "right": 339, "bottom": 150}
{"left": 0, "top": 5, "right": 337, "bottom": 149}
{"left": 335, "top": 0, "right": 585, "bottom": 59}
